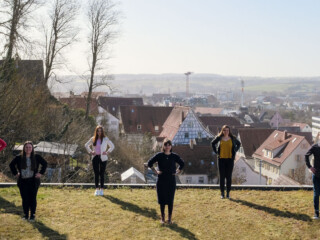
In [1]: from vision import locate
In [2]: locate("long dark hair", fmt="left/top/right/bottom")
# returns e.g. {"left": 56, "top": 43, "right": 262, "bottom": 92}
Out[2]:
{"left": 217, "top": 125, "right": 234, "bottom": 138}
{"left": 162, "top": 139, "right": 173, "bottom": 153}
{"left": 93, "top": 125, "right": 106, "bottom": 146}
{"left": 21, "top": 141, "right": 36, "bottom": 170}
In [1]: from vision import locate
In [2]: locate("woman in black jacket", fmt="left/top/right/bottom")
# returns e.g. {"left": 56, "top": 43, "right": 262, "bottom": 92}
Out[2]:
{"left": 147, "top": 139, "right": 184, "bottom": 224}
{"left": 9, "top": 141, "right": 47, "bottom": 221}
{"left": 211, "top": 125, "right": 241, "bottom": 199}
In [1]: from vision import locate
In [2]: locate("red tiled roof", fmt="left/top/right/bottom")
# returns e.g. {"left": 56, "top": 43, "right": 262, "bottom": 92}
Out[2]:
{"left": 238, "top": 128, "right": 275, "bottom": 158}
{"left": 159, "top": 106, "right": 190, "bottom": 140}
{"left": 120, "top": 106, "right": 173, "bottom": 136}
{"left": 194, "top": 107, "right": 223, "bottom": 116}
{"left": 252, "top": 130, "right": 310, "bottom": 166}
{"left": 59, "top": 97, "right": 99, "bottom": 115}
{"left": 199, "top": 116, "right": 243, "bottom": 135}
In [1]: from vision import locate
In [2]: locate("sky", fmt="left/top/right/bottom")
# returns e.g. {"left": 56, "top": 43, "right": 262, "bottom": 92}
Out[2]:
{"left": 24, "top": 0, "right": 320, "bottom": 77}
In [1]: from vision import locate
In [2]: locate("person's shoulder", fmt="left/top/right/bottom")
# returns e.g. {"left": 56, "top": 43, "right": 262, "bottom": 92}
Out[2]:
{"left": 35, "top": 154, "right": 44, "bottom": 159}
{"left": 171, "top": 152, "right": 180, "bottom": 157}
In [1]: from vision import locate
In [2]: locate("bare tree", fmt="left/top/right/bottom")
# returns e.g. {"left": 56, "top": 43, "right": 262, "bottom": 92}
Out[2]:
{"left": 0, "top": 0, "right": 41, "bottom": 78}
{"left": 43, "top": 0, "right": 79, "bottom": 84}
{"left": 84, "top": 0, "right": 120, "bottom": 119}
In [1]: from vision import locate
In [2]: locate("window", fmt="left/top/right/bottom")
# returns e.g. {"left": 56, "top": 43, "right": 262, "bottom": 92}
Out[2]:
{"left": 198, "top": 177, "right": 204, "bottom": 184}
{"left": 186, "top": 177, "right": 192, "bottom": 183}
{"left": 155, "top": 125, "right": 159, "bottom": 131}
{"left": 185, "top": 132, "right": 189, "bottom": 138}
{"left": 131, "top": 109, "right": 134, "bottom": 113}
{"left": 188, "top": 162, "right": 192, "bottom": 166}
{"left": 295, "top": 155, "right": 301, "bottom": 161}
{"left": 200, "top": 160, "right": 204, "bottom": 165}
{"left": 137, "top": 125, "right": 142, "bottom": 130}
{"left": 112, "top": 107, "right": 115, "bottom": 111}
{"left": 241, "top": 167, "right": 246, "bottom": 173}
{"left": 198, "top": 132, "right": 202, "bottom": 138}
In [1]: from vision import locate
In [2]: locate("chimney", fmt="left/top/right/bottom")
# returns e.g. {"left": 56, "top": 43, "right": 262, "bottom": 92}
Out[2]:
{"left": 181, "top": 111, "right": 185, "bottom": 123}
{"left": 283, "top": 131, "right": 288, "bottom": 141}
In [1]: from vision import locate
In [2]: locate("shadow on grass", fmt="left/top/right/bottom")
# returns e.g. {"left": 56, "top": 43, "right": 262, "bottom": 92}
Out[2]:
{"left": 0, "top": 196, "right": 67, "bottom": 240}
{"left": 230, "top": 198, "right": 312, "bottom": 222}
{"left": 104, "top": 195, "right": 198, "bottom": 240}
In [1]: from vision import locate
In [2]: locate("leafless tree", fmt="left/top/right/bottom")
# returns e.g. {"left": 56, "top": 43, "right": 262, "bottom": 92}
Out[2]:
{"left": 84, "top": 0, "right": 120, "bottom": 119}
{"left": 43, "top": 0, "right": 79, "bottom": 84}
{"left": 0, "top": 0, "right": 41, "bottom": 78}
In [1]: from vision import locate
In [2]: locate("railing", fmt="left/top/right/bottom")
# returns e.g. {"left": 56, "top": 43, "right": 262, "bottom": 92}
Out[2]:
{"left": 0, "top": 182, "right": 313, "bottom": 190}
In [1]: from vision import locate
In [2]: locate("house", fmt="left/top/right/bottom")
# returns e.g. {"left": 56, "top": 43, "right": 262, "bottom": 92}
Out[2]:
{"left": 236, "top": 128, "right": 275, "bottom": 184}
{"left": 199, "top": 115, "right": 243, "bottom": 136}
{"left": 312, "top": 116, "right": 320, "bottom": 139}
{"left": 97, "top": 97, "right": 144, "bottom": 137}
{"left": 121, "top": 167, "right": 145, "bottom": 183}
{"left": 233, "top": 156, "right": 267, "bottom": 185}
{"left": 269, "top": 112, "right": 290, "bottom": 129}
{"left": 174, "top": 143, "right": 218, "bottom": 184}
{"left": 252, "top": 130, "right": 311, "bottom": 185}
{"left": 98, "top": 96, "right": 144, "bottom": 119}
{"left": 194, "top": 107, "right": 224, "bottom": 116}
{"left": 158, "top": 106, "right": 213, "bottom": 146}
{"left": 59, "top": 97, "right": 99, "bottom": 116}
{"left": 119, "top": 106, "right": 173, "bottom": 144}
{"left": 0, "top": 59, "right": 44, "bottom": 84}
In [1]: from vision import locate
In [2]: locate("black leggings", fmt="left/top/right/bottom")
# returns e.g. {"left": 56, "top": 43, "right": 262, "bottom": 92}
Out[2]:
{"left": 92, "top": 155, "right": 107, "bottom": 189}
{"left": 218, "top": 158, "right": 234, "bottom": 194}
{"left": 160, "top": 203, "right": 173, "bottom": 220}
{"left": 18, "top": 178, "right": 40, "bottom": 217}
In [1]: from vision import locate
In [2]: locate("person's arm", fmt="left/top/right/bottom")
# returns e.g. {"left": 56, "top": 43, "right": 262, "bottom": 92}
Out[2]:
{"left": 147, "top": 153, "right": 161, "bottom": 175}
{"left": 0, "top": 138, "right": 7, "bottom": 152}
{"left": 174, "top": 154, "right": 184, "bottom": 174}
{"left": 305, "top": 146, "right": 316, "bottom": 174}
{"left": 104, "top": 138, "right": 115, "bottom": 155}
{"left": 211, "top": 137, "right": 220, "bottom": 154}
{"left": 85, "top": 138, "right": 94, "bottom": 155}
{"left": 36, "top": 155, "right": 47, "bottom": 176}
{"left": 9, "top": 156, "right": 19, "bottom": 177}
{"left": 234, "top": 138, "right": 241, "bottom": 152}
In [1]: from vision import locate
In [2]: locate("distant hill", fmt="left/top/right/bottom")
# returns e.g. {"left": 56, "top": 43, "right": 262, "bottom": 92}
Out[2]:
{"left": 49, "top": 74, "right": 320, "bottom": 95}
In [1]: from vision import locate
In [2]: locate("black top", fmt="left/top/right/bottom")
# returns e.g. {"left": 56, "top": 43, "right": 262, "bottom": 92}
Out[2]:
{"left": 211, "top": 135, "right": 241, "bottom": 160}
{"left": 305, "top": 144, "right": 320, "bottom": 178}
{"left": 147, "top": 152, "right": 184, "bottom": 175}
{"left": 9, "top": 154, "right": 47, "bottom": 178}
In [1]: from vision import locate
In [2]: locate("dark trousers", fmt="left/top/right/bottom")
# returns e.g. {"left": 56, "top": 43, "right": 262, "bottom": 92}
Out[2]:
{"left": 218, "top": 158, "right": 234, "bottom": 194}
{"left": 313, "top": 174, "right": 320, "bottom": 213}
{"left": 92, "top": 155, "right": 107, "bottom": 189}
{"left": 18, "top": 178, "right": 40, "bottom": 217}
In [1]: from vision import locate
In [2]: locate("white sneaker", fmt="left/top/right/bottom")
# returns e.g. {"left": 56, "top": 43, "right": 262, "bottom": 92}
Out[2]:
{"left": 100, "top": 190, "right": 104, "bottom": 196}
{"left": 94, "top": 190, "right": 99, "bottom": 196}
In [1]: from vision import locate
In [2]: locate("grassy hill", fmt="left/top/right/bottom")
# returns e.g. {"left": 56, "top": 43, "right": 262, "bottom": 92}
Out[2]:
{"left": 0, "top": 187, "right": 319, "bottom": 240}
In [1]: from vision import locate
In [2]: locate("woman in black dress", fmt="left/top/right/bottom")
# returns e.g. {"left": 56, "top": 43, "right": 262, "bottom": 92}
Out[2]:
{"left": 147, "top": 139, "right": 184, "bottom": 224}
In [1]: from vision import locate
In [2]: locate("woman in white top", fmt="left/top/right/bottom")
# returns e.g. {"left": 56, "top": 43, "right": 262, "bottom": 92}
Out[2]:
{"left": 85, "top": 126, "right": 114, "bottom": 196}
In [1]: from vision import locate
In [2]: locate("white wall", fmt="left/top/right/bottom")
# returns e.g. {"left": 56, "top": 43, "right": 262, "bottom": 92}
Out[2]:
{"left": 235, "top": 157, "right": 267, "bottom": 185}
{"left": 179, "top": 174, "right": 208, "bottom": 184}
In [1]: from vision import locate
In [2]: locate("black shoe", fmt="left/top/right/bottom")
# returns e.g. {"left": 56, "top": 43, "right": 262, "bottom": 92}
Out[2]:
{"left": 226, "top": 192, "right": 230, "bottom": 199}
{"left": 21, "top": 215, "right": 28, "bottom": 220}
{"left": 29, "top": 215, "right": 36, "bottom": 221}
{"left": 220, "top": 194, "right": 225, "bottom": 199}
{"left": 313, "top": 212, "right": 319, "bottom": 220}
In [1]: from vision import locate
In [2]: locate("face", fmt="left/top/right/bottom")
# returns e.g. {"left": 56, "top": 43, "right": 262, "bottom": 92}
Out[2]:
{"left": 222, "top": 128, "right": 230, "bottom": 136}
{"left": 164, "top": 142, "right": 172, "bottom": 151}
{"left": 24, "top": 143, "right": 33, "bottom": 155}
{"left": 97, "top": 128, "right": 103, "bottom": 136}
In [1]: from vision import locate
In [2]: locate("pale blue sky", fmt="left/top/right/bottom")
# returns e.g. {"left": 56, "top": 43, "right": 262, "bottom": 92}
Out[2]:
{"left": 72, "top": 0, "right": 320, "bottom": 77}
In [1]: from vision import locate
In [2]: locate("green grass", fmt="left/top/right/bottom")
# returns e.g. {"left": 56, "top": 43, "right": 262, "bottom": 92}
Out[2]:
{"left": 0, "top": 187, "right": 319, "bottom": 240}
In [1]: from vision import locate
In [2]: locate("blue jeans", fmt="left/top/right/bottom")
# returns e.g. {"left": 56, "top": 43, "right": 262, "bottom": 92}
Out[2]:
{"left": 312, "top": 175, "right": 320, "bottom": 213}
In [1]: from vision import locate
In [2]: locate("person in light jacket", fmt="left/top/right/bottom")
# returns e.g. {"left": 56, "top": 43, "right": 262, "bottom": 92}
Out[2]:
{"left": 85, "top": 125, "right": 114, "bottom": 196}
{"left": 211, "top": 125, "right": 241, "bottom": 199}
